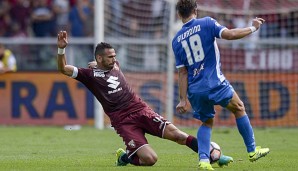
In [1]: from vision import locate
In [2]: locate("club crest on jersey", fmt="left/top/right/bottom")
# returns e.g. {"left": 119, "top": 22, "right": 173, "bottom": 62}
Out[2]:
{"left": 93, "top": 70, "right": 105, "bottom": 77}
{"left": 128, "top": 140, "right": 136, "bottom": 148}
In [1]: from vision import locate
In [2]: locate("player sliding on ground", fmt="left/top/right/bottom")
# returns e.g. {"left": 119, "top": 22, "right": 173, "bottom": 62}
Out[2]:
{"left": 172, "top": 0, "right": 270, "bottom": 170}
{"left": 56, "top": 30, "right": 233, "bottom": 167}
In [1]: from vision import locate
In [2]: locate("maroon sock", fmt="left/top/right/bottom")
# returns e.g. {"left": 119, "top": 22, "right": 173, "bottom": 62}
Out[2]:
{"left": 130, "top": 155, "right": 141, "bottom": 166}
{"left": 186, "top": 135, "right": 198, "bottom": 153}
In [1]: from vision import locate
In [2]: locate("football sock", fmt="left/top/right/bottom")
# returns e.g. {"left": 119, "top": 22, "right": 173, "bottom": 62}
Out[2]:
{"left": 120, "top": 153, "right": 131, "bottom": 163}
{"left": 130, "top": 155, "right": 141, "bottom": 166}
{"left": 236, "top": 114, "right": 256, "bottom": 153}
{"left": 186, "top": 135, "right": 198, "bottom": 153}
{"left": 197, "top": 125, "right": 211, "bottom": 160}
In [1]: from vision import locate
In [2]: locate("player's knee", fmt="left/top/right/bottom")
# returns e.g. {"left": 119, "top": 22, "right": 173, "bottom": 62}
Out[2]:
{"left": 230, "top": 101, "right": 246, "bottom": 117}
{"left": 142, "top": 154, "right": 158, "bottom": 166}
{"left": 229, "top": 100, "right": 245, "bottom": 113}
{"left": 236, "top": 101, "right": 245, "bottom": 112}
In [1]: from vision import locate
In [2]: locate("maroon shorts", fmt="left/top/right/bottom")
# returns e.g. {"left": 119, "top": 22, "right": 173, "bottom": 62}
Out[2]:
{"left": 113, "top": 107, "right": 171, "bottom": 158}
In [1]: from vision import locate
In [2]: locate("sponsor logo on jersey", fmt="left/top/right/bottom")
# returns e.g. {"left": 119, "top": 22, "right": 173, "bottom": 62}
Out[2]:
{"left": 107, "top": 76, "right": 122, "bottom": 94}
{"left": 93, "top": 70, "right": 105, "bottom": 77}
{"left": 193, "top": 63, "right": 204, "bottom": 77}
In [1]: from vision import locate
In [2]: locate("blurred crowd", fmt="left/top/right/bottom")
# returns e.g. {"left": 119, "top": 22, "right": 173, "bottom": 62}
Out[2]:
{"left": 220, "top": 11, "right": 298, "bottom": 38}
{"left": 1, "top": 0, "right": 296, "bottom": 39}
{"left": 105, "top": 0, "right": 169, "bottom": 38}
{"left": 0, "top": 0, "right": 171, "bottom": 72}
{"left": 197, "top": 12, "right": 298, "bottom": 38}
{"left": 0, "top": 0, "right": 171, "bottom": 38}
{"left": 0, "top": 0, "right": 94, "bottom": 38}
{"left": 197, "top": 0, "right": 298, "bottom": 38}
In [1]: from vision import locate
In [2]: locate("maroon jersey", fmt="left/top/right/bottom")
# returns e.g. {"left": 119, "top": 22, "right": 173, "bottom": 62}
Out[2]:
{"left": 73, "top": 61, "right": 148, "bottom": 126}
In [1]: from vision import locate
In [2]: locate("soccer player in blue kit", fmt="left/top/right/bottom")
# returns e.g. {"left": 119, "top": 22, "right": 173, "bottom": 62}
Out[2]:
{"left": 56, "top": 30, "right": 233, "bottom": 167}
{"left": 172, "top": 0, "right": 270, "bottom": 170}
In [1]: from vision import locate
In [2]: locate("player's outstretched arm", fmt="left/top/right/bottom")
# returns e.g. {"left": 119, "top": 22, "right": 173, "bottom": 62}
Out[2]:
{"left": 57, "top": 31, "right": 75, "bottom": 77}
{"left": 221, "top": 17, "right": 265, "bottom": 40}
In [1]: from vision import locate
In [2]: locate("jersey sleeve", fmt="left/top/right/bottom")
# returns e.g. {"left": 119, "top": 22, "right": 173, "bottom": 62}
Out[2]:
{"left": 207, "top": 17, "right": 227, "bottom": 39}
{"left": 72, "top": 67, "right": 92, "bottom": 84}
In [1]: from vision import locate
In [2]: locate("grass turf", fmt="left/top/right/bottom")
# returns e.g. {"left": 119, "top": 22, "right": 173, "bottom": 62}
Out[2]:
{"left": 0, "top": 126, "right": 297, "bottom": 171}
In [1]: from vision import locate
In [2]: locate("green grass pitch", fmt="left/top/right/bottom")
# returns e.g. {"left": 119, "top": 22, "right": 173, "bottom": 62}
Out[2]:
{"left": 0, "top": 126, "right": 297, "bottom": 171}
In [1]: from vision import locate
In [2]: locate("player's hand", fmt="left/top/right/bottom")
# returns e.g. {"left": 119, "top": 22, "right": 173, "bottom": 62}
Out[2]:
{"left": 176, "top": 100, "right": 189, "bottom": 114}
{"left": 88, "top": 61, "right": 97, "bottom": 69}
{"left": 57, "top": 31, "right": 68, "bottom": 49}
{"left": 252, "top": 17, "right": 265, "bottom": 30}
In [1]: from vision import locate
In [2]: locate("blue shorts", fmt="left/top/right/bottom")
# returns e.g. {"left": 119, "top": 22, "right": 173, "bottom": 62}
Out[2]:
{"left": 188, "top": 80, "right": 234, "bottom": 122}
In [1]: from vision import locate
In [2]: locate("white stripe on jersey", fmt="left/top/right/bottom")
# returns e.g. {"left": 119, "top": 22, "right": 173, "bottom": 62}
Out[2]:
{"left": 176, "top": 64, "right": 185, "bottom": 68}
{"left": 219, "top": 28, "right": 227, "bottom": 39}
{"left": 214, "top": 40, "right": 225, "bottom": 82}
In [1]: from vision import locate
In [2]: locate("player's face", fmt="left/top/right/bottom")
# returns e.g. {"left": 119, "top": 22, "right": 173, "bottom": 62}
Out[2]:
{"left": 101, "top": 48, "right": 116, "bottom": 70}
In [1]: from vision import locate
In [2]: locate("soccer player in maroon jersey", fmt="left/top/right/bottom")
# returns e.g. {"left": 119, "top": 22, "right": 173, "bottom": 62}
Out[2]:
{"left": 56, "top": 30, "right": 233, "bottom": 167}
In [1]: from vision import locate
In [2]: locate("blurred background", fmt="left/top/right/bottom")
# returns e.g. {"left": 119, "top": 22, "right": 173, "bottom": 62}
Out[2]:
{"left": 0, "top": 0, "right": 298, "bottom": 128}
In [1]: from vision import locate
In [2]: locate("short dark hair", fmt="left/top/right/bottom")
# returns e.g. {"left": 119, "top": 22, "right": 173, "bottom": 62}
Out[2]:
{"left": 176, "top": 0, "right": 197, "bottom": 18}
{"left": 94, "top": 42, "right": 113, "bottom": 58}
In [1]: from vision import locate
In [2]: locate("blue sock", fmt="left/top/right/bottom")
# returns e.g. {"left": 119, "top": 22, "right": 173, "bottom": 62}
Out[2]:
{"left": 197, "top": 125, "right": 211, "bottom": 161}
{"left": 236, "top": 114, "right": 256, "bottom": 153}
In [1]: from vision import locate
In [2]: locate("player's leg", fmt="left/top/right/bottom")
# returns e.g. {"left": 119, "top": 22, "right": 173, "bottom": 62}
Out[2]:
{"left": 198, "top": 118, "right": 213, "bottom": 162}
{"left": 226, "top": 91, "right": 256, "bottom": 152}
{"left": 133, "top": 145, "right": 158, "bottom": 166}
{"left": 116, "top": 144, "right": 158, "bottom": 166}
{"left": 163, "top": 123, "right": 197, "bottom": 152}
{"left": 114, "top": 124, "right": 157, "bottom": 166}
{"left": 213, "top": 80, "right": 256, "bottom": 153}
{"left": 197, "top": 119, "right": 214, "bottom": 170}
{"left": 188, "top": 91, "right": 215, "bottom": 170}
{"left": 164, "top": 122, "right": 230, "bottom": 162}
{"left": 225, "top": 86, "right": 269, "bottom": 161}
{"left": 163, "top": 124, "right": 233, "bottom": 167}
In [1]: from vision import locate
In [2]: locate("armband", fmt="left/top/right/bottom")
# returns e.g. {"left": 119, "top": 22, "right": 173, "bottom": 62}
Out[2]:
{"left": 58, "top": 48, "right": 65, "bottom": 55}
{"left": 249, "top": 26, "right": 257, "bottom": 33}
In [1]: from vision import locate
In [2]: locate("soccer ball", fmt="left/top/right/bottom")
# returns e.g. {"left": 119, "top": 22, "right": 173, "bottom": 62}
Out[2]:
{"left": 210, "top": 142, "right": 221, "bottom": 164}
